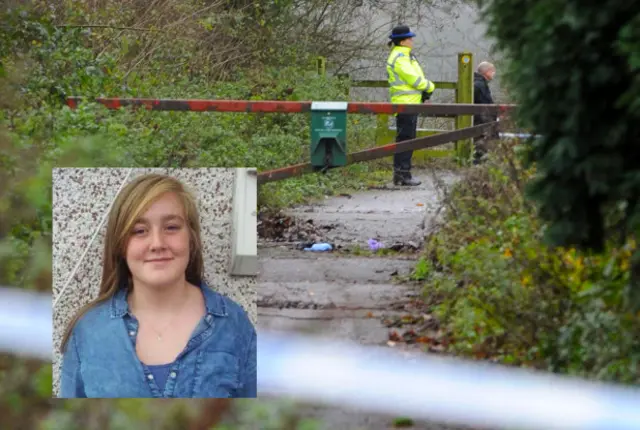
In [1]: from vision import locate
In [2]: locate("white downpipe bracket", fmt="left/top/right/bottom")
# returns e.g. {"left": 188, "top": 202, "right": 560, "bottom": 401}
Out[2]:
{"left": 229, "top": 168, "right": 258, "bottom": 276}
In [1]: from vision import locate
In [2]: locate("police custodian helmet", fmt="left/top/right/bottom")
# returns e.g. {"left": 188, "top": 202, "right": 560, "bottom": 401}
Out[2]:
{"left": 389, "top": 25, "right": 416, "bottom": 40}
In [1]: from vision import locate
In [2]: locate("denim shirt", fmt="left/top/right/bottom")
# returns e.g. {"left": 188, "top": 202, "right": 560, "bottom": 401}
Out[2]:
{"left": 59, "top": 282, "right": 256, "bottom": 398}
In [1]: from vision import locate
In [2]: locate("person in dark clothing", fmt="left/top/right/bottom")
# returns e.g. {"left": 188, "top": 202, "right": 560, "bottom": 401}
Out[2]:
{"left": 394, "top": 113, "right": 419, "bottom": 184}
{"left": 473, "top": 61, "right": 498, "bottom": 164}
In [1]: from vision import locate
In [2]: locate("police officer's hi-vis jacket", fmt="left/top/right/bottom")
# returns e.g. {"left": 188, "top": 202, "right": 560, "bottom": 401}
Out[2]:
{"left": 386, "top": 45, "right": 435, "bottom": 104}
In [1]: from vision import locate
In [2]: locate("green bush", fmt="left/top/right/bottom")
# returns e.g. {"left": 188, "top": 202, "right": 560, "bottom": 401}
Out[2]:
{"left": 0, "top": 4, "right": 383, "bottom": 428}
{"left": 0, "top": 2, "right": 386, "bottom": 287}
{"left": 476, "top": 0, "right": 640, "bottom": 306}
{"left": 421, "top": 142, "right": 639, "bottom": 383}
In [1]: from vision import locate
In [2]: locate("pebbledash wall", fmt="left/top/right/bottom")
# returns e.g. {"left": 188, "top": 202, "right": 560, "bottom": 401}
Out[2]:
{"left": 51, "top": 167, "right": 257, "bottom": 395}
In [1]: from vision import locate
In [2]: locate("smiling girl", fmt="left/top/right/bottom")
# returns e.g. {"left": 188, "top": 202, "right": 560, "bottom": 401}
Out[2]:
{"left": 58, "top": 173, "right": 256, "bottom": 398}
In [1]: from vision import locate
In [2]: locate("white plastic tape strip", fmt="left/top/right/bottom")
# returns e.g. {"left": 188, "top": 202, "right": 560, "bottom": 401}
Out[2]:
{"left": 257, "top": 334, "right": 640, "bottom": 430}
{"left": 499, "top": 132, "right": 541, "bottom": 139}
{"left": 1, "top": 288, "right": 639, "bottom": 430}
{"left": 0, "top": 287, "right": 53, "bottom": 361}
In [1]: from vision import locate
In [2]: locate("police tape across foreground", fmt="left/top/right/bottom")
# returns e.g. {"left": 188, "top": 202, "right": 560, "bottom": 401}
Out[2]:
{"left": 1, "top": 287, "right": 640, "bottom": 429}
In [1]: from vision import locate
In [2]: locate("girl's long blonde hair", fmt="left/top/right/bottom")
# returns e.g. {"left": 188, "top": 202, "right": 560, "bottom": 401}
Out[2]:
{"left": 59, "top": 173, "right": 204, "bottom": 353}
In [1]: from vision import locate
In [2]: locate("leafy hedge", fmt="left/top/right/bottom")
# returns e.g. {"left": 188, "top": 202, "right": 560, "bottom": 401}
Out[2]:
{"left": 0, "top": 5, "right": 385, "bottom": 284}
{"left": 0, "top": 5, "right": 379, "bottom": 428}
{"left": 476, "top": 0, "right": 640, "bottom": 307}
{"left": 417, "top": 142, "right": 639, "bottom": 383}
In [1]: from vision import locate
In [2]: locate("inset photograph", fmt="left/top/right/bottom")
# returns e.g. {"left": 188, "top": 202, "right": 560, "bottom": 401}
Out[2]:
{"left": 52, "top": 168, "right": 257, "bottom": 398}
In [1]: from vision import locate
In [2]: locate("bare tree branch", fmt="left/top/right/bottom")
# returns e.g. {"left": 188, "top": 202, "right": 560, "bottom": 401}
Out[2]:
{"left": 56, "top": 24, "right": 159, "bottom": 32}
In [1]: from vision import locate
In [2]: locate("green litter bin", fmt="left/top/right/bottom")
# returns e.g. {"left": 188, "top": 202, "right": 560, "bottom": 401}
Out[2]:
{"left": 310, "top": 101, "right": 348, "bottom": 170}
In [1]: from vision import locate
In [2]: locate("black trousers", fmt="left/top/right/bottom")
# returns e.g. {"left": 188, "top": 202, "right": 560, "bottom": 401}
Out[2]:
{"left": 473, "top": 115, "right": 499, "bottom": 158}
{"left": 394, "top": 113, "right": 418, "bottom": 179}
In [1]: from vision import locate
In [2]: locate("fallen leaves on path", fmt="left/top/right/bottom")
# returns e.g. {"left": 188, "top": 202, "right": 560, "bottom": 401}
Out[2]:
{"left": 384, "top": 309, "right": 451, "bottom": 352}
{"left": 258, "top": 209, "right": 335, "bottom": 242}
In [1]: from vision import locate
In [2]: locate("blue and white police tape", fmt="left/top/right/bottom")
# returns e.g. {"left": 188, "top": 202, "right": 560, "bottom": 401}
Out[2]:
{"left": 1, "top": 287, "right": 639, "bottom": 430}
{"left": 499, "top": 132, "right": 541, "bottom": 139}
{"left": 258, "top": 332, "right": 640, "bottom": 430}
{"left": 391, "top": 127, "right": 542, "bottom": 141}
{"left": 0, "top": 287, "right": 53, "bottom": 361}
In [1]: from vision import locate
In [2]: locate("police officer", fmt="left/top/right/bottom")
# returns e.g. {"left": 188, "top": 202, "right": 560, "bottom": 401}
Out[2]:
{"left": 387, "top": 25, "right": 435, "bottom": 186}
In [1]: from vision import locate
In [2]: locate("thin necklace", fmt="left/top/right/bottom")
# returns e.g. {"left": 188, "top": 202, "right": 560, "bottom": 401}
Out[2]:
{"left": 153, "top": 292, "right": 190, "bottom": 341}
{"left": 132, "top": 285, "right": 191, "bottom": 341}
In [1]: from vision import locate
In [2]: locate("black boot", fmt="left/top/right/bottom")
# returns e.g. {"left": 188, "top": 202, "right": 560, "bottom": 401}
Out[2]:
{"left": 400, "top": 177, "right": 421, "bottom": 186}
{"left": 393, "top": 173, "right": 421, "bottom": 186}
{"left": 393, "top": 172, "right": 404, "bottom": 185}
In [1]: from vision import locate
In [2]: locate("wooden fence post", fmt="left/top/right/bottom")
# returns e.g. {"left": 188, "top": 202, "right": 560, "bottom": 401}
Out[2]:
{"left": 316, "top": 56, "right": 326, "bottom": 77}
{"left": 455, "top": 51, "right": 473, "bottom": 164}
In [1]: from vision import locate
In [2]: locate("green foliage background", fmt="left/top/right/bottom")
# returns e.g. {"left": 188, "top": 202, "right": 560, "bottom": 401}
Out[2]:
{"left": 476, "top": 0, "right": 640, "bottom": 304}
{"left": 409, "top": 0, "right": 640, "bottom": 388}
{"left": 0, "top": 1, "right": 385, "bottom": 428}
{"left": 415, "top": 142, "right": 639, "bottom": 383}
{"left": 2, "top": 0, "right": 640, "bottom": 427}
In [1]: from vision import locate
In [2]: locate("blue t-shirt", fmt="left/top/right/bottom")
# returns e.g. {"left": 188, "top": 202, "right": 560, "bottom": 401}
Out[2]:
{"left": 147, "top": 363, "right": 173, "bottom": 392}
{"left": 59, "top": 282, "right": 256, "bottom": 398}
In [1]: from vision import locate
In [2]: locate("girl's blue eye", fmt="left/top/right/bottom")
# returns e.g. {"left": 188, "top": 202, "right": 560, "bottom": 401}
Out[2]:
{"left": 167, "top": 225, "right": 180, "bottom": 231}
{"left": 133, "top": 229, "right": 146, "bottom": 235}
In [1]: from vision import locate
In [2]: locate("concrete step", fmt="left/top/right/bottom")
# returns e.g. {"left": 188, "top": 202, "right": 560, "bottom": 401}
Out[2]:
{"left": 258, "top": 256, "right": 417, "bottom": 284}
{"left": 258, "top": 308, "right": 401, "bottom": 345}
{"left": 258, "top": 281, "right": 413, "bottom": 309}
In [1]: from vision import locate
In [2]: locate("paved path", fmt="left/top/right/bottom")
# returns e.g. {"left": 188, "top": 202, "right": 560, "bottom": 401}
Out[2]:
{"left": 258, "top": 170, "right": 470, "bottom": 430}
